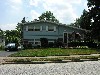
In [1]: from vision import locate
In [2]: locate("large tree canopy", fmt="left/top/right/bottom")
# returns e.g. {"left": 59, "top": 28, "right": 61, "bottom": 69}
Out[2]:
{"left": 38, "top": 11, "right": 59, "bottom": 23}
{"left": 87, "top": 0, "right": 100, "bottom": 40}
{"left": 69, "top": 9, "right": 91, "bottom": 30}
{"left": 79, "top": 9, "right": 91, "bottom": 30}
{"left": 5, "top": 30, "right": 20, "bottom": 44}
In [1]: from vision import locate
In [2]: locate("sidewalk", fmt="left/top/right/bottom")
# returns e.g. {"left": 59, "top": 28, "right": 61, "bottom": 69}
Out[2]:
{"left": 0, "top": 54, "right": 100, "bottom": 64}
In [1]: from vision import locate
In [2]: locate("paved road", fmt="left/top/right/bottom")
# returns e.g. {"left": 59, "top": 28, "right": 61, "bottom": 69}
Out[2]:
{"left": 0, "top": 51, "right": 17, "bottom": 57}
{"left": 0, "top": 61, "right": 100, "bottom": 75}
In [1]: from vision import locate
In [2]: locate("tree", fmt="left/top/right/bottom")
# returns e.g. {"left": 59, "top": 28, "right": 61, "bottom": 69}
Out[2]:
{"left": 21, "top": 17, "right": 26, "bottom": 23}
{"left": 5, "top": 30, "right": 20, "bottom": 45}
{"left": 79, "top": 9, "right": 92, "bottom": 30}
{"left": 87, "top": 0, "right": 100, "bottom": 41}
{"left": 70, "top": 9, "right": 91, "bottom": 30}
{"left": 38, "top": 11, "right": 59, "bottom": 23}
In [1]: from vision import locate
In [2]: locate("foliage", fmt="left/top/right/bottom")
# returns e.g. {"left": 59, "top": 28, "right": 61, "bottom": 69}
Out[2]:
{"left": 69, "top": 9, "right": 91, "bottom": 30}
{"left": 69, "top": 0, "right": 100, "bottom": 42}
{"left": 4, "top": 30, "right": 20, "bottom": 45}
{"left": 21, "top": 17, "right": 26, "bottom": 23}
{"left": 38, "top": 11, "right": 59, "bottom": 23}
{"left": 54, "top": 38, "right": 63, "bottom": 47}
{"left": 0, "top": 45, "right": 4, "bottom": 50}
{"left": 48, "top": 42, "right": 54, "bottom": 47}
{"left": 79, "top": 9, "right": 92, "bottom": 30}
{"left": 40, "top": 38, "right": 48, "bottom": 48}
{"left": 87, "top": 0, "right": 100, "bottom": 41}
{"left": 68, "top": 41, "right": 97, "bottom": 48}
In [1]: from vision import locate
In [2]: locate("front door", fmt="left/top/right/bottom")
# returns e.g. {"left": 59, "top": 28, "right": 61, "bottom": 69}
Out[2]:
{"left": 63, "top": 33, "right": 68, "bottom": 43}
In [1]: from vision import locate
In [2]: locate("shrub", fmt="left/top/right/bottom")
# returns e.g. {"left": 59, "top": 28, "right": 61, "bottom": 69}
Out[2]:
{"left": 0, "top": 45, "right": 4, "bottom": 50}
{"left": 40, "top": 38, "right": 48, "bottom": 48}
{"left": 87, "top": 41, "right": 97, "bottom": 48}
{"left": 48, "top": 42, "right": 54, "bottom": 47}
{"left": 28, "top": 43, "right": 32, "bottom": 49}
{"left": 68, "top": 42, "right": 86, "bottom": 47}
{"left": 68, "top": 41, "right": 97, "bottom": 48}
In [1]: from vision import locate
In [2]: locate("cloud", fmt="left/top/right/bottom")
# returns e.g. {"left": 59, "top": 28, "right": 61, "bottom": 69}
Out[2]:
{"left": 0, "top": 23, "right": 17, "bottom": 31}
{"left": 6, "top": 0, "right": 23, "bottom": 16}
{"left": 29, "top": 0, "right": 40, "bottom": 7}
{"left": 42, "top": 0, "right": 79, "bottom": 23}
{"left": 31, "top": 10, "right": 40, "bottom": 20}
{"left": 9, "top": 0, "right": 22, "bottom": 5}
{"left": 29, "top": 0, "right": 82, "bottom": 24}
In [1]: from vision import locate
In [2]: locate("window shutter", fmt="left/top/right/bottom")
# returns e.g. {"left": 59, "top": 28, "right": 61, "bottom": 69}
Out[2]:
{"left": 26, "top": 26, "right": 28, "bottom": 31}
{"left": 40, "top": 26, "right": 42, "bottom": 31}
{"left": 54, "top": 26, "right": 56, "bottom": 31}
{"left": 46, "top": 26, "right": 48, "bottom": 31}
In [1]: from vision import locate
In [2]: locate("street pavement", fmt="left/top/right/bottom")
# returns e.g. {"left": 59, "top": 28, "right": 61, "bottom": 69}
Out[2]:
{"left": 0, "top": 61, "right": 100, "bottom": 75}
{"left": 0, "top": 51, "right": 17, "bottom": 57}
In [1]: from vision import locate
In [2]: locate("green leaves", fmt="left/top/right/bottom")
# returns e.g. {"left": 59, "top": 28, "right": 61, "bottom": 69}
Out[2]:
{"left": 5, "top": 30, "right": 20, "bottom": 44}
{"left": 87, "top": 0, "right": 100, "bottom": 40}
{"left": 38, "top": 11, "right": 59, "bottom": 23}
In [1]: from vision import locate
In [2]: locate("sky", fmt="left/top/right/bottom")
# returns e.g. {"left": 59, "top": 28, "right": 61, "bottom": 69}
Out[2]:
{"left": 0, "top": 0, "right": 88, "bottom": 31}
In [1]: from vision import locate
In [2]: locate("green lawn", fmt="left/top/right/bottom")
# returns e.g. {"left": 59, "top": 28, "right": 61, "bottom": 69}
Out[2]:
{"left": 9, "top": 48, "right": 100, "bottom": 57}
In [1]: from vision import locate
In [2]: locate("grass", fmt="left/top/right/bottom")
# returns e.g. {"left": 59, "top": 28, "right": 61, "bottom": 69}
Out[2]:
{"left": 9, "top": 48, "right": 100, "bottom": 57}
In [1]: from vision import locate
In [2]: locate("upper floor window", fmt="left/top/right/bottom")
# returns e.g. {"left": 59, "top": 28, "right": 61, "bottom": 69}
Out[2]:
{"left": 26, "top": 26, "right": 42, "bottom": 31}
{"left": 35, "top": 26, "right": 40, "bottom": 31}
{"left": 48, "top": 26, "right": 54, "bottom": 31}
{"left": 46, "top": 26, "right": 56, "bottom": 31}
{"left": 28, "top": 26, "right": 34, "bottom": 31}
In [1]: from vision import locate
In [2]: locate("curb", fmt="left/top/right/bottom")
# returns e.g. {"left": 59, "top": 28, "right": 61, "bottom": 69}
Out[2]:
{"left": 1, "top": 58, "right": 100, "bottom": 64}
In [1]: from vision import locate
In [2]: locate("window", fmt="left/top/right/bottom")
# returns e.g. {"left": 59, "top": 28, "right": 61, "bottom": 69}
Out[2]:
{"left": 26, "top": 26, "right": 42, "bottom": 31}
{"left": 46, "top": 26, "right": 56, "bottom": 31}
{"left": 35, "top": 41, "right": 40, "bottom": 45}
{"left": 35, "top": 26, "right": 40, "bottom": 31}
{"left": 28, "top": 26, "right": 34, "bottom": 31}
{"left": 48, "top": 41, "right": 54, "bottom": 43}
{"left": 48, "top": 26, "right": 54, "bottom": 31}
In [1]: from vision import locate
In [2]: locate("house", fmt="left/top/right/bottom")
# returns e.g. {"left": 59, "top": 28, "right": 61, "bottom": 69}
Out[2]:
{"left": 18, "top": 19, "right": 88, "bottom": 47}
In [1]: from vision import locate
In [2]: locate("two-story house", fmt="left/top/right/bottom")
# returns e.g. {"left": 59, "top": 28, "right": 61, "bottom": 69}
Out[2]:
{"left": 18, "top": 20, "right": 87, "bottom": 46}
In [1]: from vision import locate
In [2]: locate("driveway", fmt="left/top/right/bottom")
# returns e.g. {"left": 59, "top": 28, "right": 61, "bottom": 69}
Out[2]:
{"left": 0, "top": 51, "right": 17, "bottom": 57}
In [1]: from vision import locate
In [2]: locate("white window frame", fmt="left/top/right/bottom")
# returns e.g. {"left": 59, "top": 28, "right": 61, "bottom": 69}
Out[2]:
{"left": 54, "top": 26, "right": 56, "bottom": 32}
{"left": 48, "top": 41, "right": 54, "bottom": 43}
{"left": 46, "top": 26, "right": 48, "bottom": 31}
{"left": 26, "top": 26, "right": 28, "bottom": 31}
{"left": 34, "top": 39, "right": 41, "bottom": 45}
{"left": 40, "top": 26, "right": 42, "bottom": 31}
{"left": 35, "top": 41, "right": 40, "bottom": 44}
